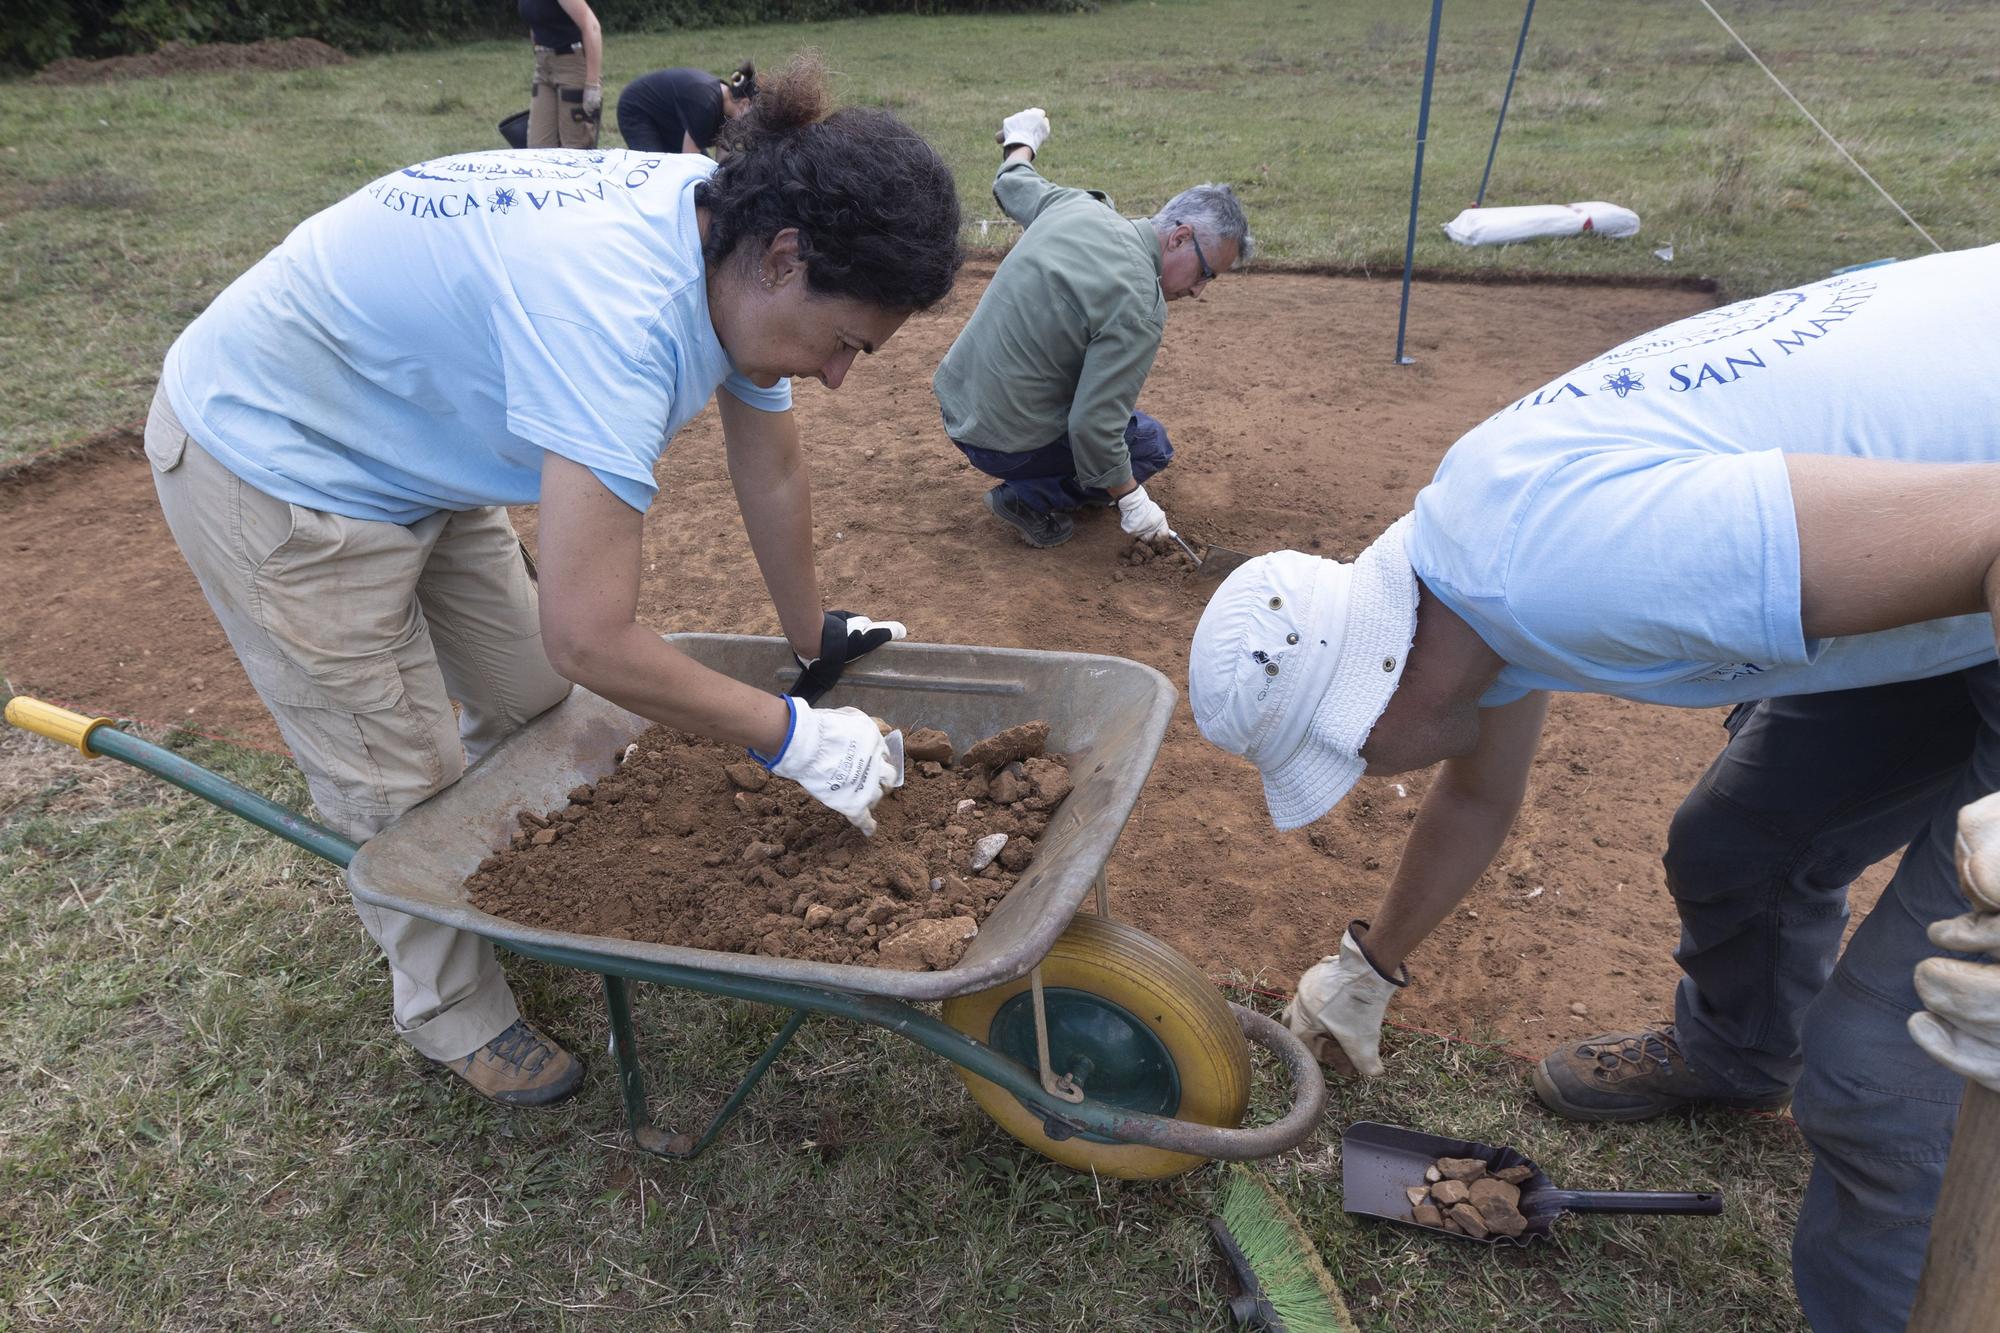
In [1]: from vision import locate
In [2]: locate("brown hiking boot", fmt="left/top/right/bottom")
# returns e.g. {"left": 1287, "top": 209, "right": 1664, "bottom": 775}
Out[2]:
{"left": 1532, "top": 1023, "right": 1789, "bottom": 1122}
{"left": 444, "top": 1020, "right": 583, "bottom": 1107}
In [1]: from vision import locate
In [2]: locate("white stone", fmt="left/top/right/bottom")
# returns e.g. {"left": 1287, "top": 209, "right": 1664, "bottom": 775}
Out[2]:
{"left": 970, "top": 833, "right": 1009, "bottom": 871}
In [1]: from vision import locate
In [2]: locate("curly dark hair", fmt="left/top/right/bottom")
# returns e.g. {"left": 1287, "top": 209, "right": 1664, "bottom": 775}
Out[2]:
{"left": 698, "top": 54, "right": 962, "bottom": 313}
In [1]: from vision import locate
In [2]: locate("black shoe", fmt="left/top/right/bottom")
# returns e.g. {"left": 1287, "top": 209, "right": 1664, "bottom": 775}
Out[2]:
{"left": 983, "top": 486, "right": 1074, "bottom": 548}
{"left": 1531, "top": 1023, "right": 1790, "bottom": 1122}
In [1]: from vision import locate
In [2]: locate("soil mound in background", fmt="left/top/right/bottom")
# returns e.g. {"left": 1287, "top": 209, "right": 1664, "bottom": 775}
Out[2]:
{"left": 34, "top": 39, "right": 347, "bottom": 86}
{"left": 467, "top": 722, "right": 1072, "bottom": 971}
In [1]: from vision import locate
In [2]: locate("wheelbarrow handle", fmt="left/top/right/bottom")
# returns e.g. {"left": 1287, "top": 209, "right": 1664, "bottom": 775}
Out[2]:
{"left": 5, "top": 695, "right": 113, "bottom": 754}
{"left": 1537, "top": 1189, "right": 1725, "bottom": 1216}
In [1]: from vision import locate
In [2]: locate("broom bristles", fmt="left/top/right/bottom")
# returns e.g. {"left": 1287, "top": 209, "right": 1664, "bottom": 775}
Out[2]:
{"left": 1216, "top": 1166, "right": 1356, "bottom": 1333}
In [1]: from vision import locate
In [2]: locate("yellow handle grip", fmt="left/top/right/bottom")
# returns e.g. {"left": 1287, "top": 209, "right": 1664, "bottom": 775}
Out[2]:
{"left": 3, "top": 696, "right": 113, "bottom": 755}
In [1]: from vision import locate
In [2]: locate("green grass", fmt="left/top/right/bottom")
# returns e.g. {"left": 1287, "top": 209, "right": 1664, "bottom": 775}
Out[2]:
{"left": 2, "top": 0, "right": 1998, "bottom": 461}
{"left": 0, "top": 726, "right": 1811, "bottom": 1330}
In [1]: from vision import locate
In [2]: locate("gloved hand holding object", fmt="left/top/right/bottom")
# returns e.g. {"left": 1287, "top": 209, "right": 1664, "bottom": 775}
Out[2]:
{"left": 1282, "top": 922, "right": 1409, "bottom": 1077}
{"left": 753, "top": 696, "right": 905, "bottom": 836}
{"left": 1908, "top": 791, "right": 2000, "bottom": 1094}
{"left": 1116, "top": 485, "right": 1173, "bottom": 542}
{"left": 582, "top": 84, "right": 602, "bottom": 117}
{"left": 998, "top": 107, "right": 1051, "bottom": 156}
{"left": 790, "top": 610, "right": 908, "bottom": 704}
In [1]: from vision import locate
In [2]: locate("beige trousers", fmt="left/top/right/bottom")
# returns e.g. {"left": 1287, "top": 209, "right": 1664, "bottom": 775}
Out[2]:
{"left": 145, "top": 386, "right": 572, "bottom": 1061}
{"left": 528, "top": 47, "right": 598, "bottom": 149}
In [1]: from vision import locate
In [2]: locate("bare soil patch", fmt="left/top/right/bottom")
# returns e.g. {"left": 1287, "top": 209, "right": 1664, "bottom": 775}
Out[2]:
{"left": 467, "top": 723, "right": 1070, "bottom": 970}
{"left": 33, "top": 39, "right": 347, "bottom": 86}
{"left": 0, "top": 266, "right": 1889, "bottom": 1050}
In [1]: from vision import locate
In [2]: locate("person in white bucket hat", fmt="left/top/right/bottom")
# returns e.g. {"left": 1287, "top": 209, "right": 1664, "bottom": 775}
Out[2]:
{"left": 1192, "top": 246, "right": 2000, "bottom": 1333}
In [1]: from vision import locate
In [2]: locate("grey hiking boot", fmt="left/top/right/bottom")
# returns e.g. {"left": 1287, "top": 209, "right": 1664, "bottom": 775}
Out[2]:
{"left": 983, "top": 485, "right": 1074, "bottom": 548}
{"left": 1532, "top": 1023, "right": 1789, "bottom": 1122}
{"left": 444, "top": 1019, "right": 584, "bottom": 1107}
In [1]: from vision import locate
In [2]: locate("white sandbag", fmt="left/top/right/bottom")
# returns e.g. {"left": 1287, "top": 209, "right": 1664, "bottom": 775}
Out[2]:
{"left": 1442, "top": 201, "right": 1641, "bottom": 247}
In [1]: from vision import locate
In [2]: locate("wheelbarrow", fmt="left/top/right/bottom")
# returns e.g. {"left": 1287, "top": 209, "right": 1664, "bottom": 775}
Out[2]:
{"left": 5, "top": 635, "right": 1324, "bottom": 1180}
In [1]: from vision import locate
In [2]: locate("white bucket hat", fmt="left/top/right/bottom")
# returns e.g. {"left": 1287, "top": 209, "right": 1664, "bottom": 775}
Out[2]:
{"left": 1188, "top": 515, "right": 1419, "bottom": 830}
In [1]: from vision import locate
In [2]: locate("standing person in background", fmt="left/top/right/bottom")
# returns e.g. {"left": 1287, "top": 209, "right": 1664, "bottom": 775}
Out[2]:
{"left": 146, "top": 57, "right": 961, "bottom": 1113}
{"left": 523, "top": 0, "right": 603, "bottom": 149}
{"left": 618, "top": 62, "right": 758, "bottom": 154}
{"left": 933, "top": 108, "right": 1252, "bottom": 550}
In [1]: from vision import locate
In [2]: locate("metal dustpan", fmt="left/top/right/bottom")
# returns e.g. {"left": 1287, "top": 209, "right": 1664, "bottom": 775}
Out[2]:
{"left": 1341, "top": 1121, "right": 1723, "bottom": 1247}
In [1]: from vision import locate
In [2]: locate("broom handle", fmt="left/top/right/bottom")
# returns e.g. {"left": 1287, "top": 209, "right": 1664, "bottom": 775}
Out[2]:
{"left": 1908, "top": 1075, "right": 2000, "bottom": 1329}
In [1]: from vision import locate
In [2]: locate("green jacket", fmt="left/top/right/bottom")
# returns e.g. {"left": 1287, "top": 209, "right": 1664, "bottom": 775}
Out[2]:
{"left": 933, "top": 160, "right": 1166, "bottom": 492}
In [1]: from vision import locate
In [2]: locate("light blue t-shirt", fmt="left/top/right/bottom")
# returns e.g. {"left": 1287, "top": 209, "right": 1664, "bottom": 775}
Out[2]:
{"left": 1406, "top": 245, "right": 2000, "bottom": 709}
{"left": 162, "top": 148, "right": 791, "bottom": 522}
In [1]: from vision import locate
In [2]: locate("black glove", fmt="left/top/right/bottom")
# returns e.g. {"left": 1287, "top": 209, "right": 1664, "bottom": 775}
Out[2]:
{"left": 788, "top": 610, "right": 908, "bottom": 704}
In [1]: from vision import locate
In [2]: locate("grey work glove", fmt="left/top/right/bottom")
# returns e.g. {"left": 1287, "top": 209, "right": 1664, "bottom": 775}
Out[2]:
{"left": 1907, "top": 790, "right": 2000, "bottom": 1094}
{"left": 997, "top": 107, "right": 1051, "bottom": 156}
{"left": 1282, "top": 922, "right": 1409, "bottom": 1077}
{"left": 582, "top": 84, "right": 602, "bottom": 117}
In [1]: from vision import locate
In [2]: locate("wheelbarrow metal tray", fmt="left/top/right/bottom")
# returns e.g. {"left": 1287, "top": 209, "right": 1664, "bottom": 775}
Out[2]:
{"left": 348, "top": 635, "right": 1176, "bottom": 1002}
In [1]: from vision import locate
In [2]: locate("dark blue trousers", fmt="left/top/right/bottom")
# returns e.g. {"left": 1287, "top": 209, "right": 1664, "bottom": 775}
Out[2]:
{"left": 953, "top": 412, "right": 1173, "bottom": 514}
{"left": 1663, "top": 667, "right": 1997, "bottom": 1331}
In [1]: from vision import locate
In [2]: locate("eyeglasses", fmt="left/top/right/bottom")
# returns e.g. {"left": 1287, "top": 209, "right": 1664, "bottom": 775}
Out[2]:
{"left": 1185, "top": 227, "right": 1216, "bottom": 283}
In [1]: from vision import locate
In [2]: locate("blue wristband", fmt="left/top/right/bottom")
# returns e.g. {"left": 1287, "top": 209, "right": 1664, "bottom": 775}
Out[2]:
{"left": 747, "top": 695, "right": 799, "bottom": 770}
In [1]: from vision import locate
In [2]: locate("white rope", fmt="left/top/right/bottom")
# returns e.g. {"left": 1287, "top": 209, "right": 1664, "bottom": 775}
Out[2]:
{"left": 1694, "top": 0, "right": 1944, "bottom": 253}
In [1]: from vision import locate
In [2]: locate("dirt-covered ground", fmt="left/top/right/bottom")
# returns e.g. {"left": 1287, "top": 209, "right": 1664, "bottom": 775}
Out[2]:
{"left": 32, "top": 38, "right": 347, "bottom": 86}
{"left": 1, "top": 264, "right": 1888, "bottom": 1054}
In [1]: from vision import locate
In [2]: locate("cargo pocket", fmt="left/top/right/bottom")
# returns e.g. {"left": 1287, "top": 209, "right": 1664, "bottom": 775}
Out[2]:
{"left": 244, "top": 644, "right": 448, "bottom": 839}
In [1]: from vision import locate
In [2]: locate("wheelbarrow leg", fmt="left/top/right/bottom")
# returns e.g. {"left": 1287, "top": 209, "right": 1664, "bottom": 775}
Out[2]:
{"left": 601, "top": 973, "right": 811, "bottom": 1160}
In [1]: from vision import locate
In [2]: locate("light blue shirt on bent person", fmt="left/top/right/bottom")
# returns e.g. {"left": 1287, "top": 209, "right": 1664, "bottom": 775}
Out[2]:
{"left": 1404, "top": 244, "right": 2000, "bottom": 710}
{"left": 162, "top": 149, "right": 791, "bottom": 523}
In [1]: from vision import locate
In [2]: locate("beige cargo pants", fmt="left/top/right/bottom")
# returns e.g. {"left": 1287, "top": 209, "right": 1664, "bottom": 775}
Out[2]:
{"left": 146, "top": 385, "right": 572, "bottom": 1062}
{"left": 528, "top": 47, "right": 599, "bottom": 149}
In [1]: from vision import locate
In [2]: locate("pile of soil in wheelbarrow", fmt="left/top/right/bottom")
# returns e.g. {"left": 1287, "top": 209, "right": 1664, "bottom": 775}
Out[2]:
{"left": 465, "top": 721, "right": 1071, "bottom": 971}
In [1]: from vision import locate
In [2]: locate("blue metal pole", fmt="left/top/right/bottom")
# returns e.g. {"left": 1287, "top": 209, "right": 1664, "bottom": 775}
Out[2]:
{"left": 1394, "top": 0, "right": 1448, "bottom": 366}
{"left": 1475, "top": 0, "right": 1538, "bottom": 208}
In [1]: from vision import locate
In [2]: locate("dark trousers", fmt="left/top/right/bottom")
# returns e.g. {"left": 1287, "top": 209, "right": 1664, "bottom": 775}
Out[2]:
{"left": 1663, "top": 667, "right": 1996, "bottom": 1331}
{"left": 953, "top": 411, "right": 1172, "bottom": 514}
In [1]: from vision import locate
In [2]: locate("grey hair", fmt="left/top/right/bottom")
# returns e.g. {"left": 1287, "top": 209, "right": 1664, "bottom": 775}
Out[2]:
{"left": 1147, "top": 183, "right": 1254, "bottom": 265}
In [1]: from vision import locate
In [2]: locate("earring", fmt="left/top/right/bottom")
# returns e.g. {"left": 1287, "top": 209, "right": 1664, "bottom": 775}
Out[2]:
{"left": 760, "top": 272, "right": 776, "bottom": 290}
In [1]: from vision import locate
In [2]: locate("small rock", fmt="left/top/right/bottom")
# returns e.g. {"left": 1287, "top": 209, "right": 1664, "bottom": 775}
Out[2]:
{"left": 945, "top": 824, "right": 970, "bottom": 839}
{"left": 970, "top": 833, "right": 1009, "bottom": 871}
{"left": 724, "top": 762, "right": 769, "bottom": 792}
{"left": 530, "top": 828, "right": 559, "bottom": 846}
{"left": 1436, "top": 1157, "right": 1489, "bottom": 1182}
{"left": 567, "top": 785, "right": 595, "bottom": 805}
{"left": 1023, "top": 757, "right": 1071, "bottom": 803}
{"left": 804, "top": 904, "right": 834, "bottom": 928}
{"left": 741, "top": 841, "right": 784, "bottom": 864}
{"left": 1425, "top": 1165, "right": 1442, "bottom": 1183}
{"left": 844, "top": 914, "right": 871, "bottom": 935}
{"left": 1448, "top": 1202, "right": 1489, "bottom": 1239}
{"left": 997, "top": 838, "right": 1033, "bottom": 872}
{"left": 517, "top": 810, "right": 549, "bottom": 830}
{"left": 904, "top": 728, "right": 953, "bottom": 764}
{"left": 960, "top": 721, "right": 1050, "bottom": 771}
{"left": 989, "top": 770, "right": 1028, "bottom": 805}
{"left": 929, "top": 877, "right": 944, "bottom": 893}
{"left": 1494, "top": 1166, "right": 1534, "bottom": 1186}
{"left": 1411, "top": 1203, "right": 1445, "bottom": 1229}
{"left": 918, "top": 760, "right": 945, "bottom": 779}
{"left": 1404, "top": 1186, "right": 1430, "bottom": 1209}
{"left": 876, "top": 915, "right": 978, "bottom": 970}
{"left": 1480, "top": 1200, "right": 1529, "bottom": 1238}
{"left": 1430, "top": 1179, "right": 1470, "bottom": 1208}
{"left": 1440, "top": 1214, "right": 1463, "bottom": 1235}
{"left": 1569, "top": 1001, "right": 1589, "bottom": 1017}
{"left": 863, "top": 898, "right": 899, "bottom": 926}
{"left": 1467, "top": 1178, "right": 1521, "bottom": 1213}
{"left": 956, "top": 799, "right": 978, "bottom": 815}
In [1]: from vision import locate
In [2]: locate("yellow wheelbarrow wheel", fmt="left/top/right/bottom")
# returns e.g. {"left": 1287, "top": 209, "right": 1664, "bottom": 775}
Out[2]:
{"left": 942, "top": 914, "right": 1251, "bottom": 1180}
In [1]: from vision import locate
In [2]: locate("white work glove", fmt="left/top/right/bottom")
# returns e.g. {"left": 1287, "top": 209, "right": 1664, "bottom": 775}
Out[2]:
{"left": 1908, "top": 791, "right": 2000, "bottom": 1094}
{"left": 1116, "top": 485, "right": 1173, "bottom": 542}
{"left": 581, "top": 84, "right": 603, "bottom": 117}
{"left": 754, "top": 697, "right": 905, "bottom": 837}
{"left": 1281, "top": 922, "right": 1409, "bottom": 1077}
{"left": 998, "top": 107, "right": 1051, "bottom": 156}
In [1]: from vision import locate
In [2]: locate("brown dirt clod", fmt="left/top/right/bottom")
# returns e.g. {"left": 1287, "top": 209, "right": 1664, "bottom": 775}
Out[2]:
{"left": 959, "top": 721, "right": 1049, "bottom": 772}
{"left": 904, "top": 728, "right": 953, "bottom": 764}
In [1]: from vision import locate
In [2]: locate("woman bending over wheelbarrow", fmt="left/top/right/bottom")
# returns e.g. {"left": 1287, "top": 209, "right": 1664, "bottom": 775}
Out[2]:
{"left": 143, "top": 55, "right": 961, "bottom": 1109}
